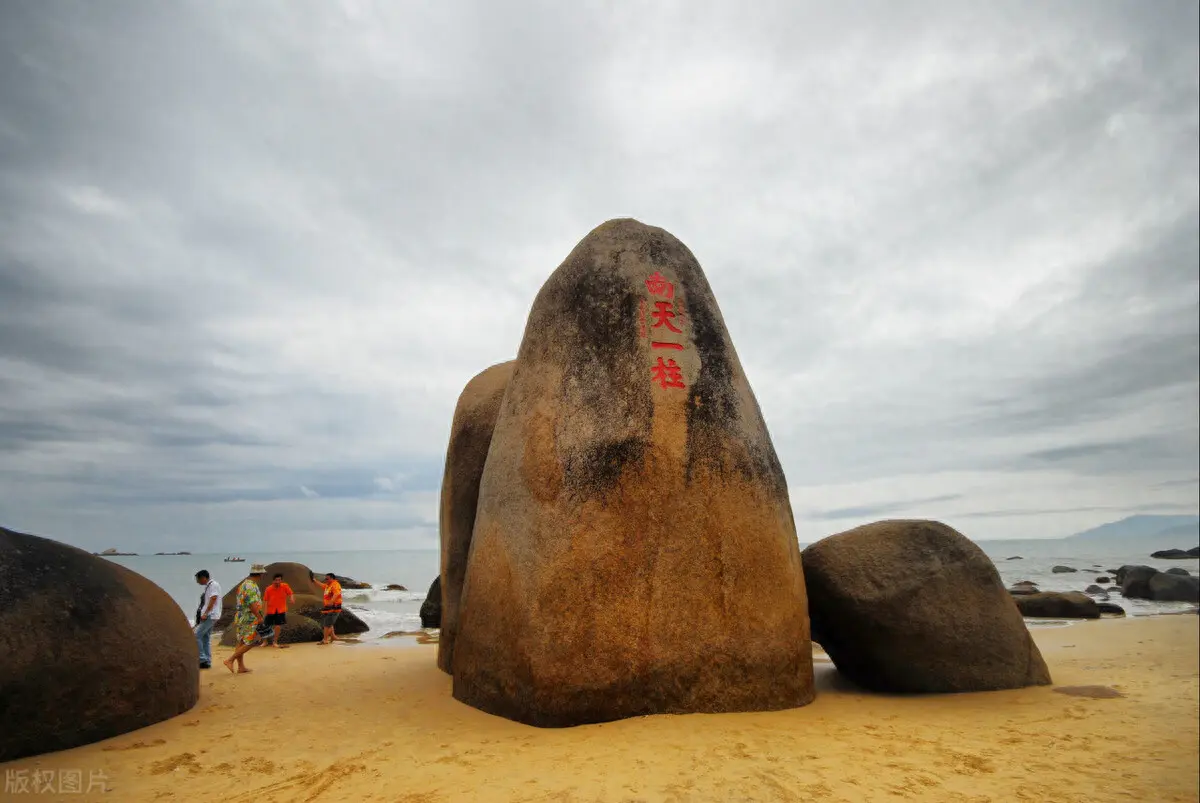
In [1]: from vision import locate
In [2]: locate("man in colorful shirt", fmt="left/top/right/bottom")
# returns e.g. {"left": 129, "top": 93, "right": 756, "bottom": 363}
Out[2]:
{"left": 223, "top": 563, "right": 267, "bottom": 674}
{"left": 310, "top": 571, "right": 343, "bottom": 645}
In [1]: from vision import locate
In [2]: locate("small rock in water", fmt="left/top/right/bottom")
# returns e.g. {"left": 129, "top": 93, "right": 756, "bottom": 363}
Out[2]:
{"left": 1052, "top": 565, "right": 1078, "bottom": 573}
{"left": 384, "top": 583, "right": 408, "bottom": 591}
{"left": 1053, "top": 685, "right": 1124, "bottom": 699}
{"left": 1165, "top": 567, "right": 1191, "bottom": 577}
{"left": 1006, "top": 556, "right": 1023, "bottom": 560}
{"left": 1084, "top": 585, "right": 1110, "bottom": 600}
{"left": 1149, "top": 548, "right": 1196, "bottom": 560}
{"left": 1096, "top": 603, "right": 1125, "bottom": 616}
{"left": 1096, "top": 577, "right": 1111, "bottom": 584}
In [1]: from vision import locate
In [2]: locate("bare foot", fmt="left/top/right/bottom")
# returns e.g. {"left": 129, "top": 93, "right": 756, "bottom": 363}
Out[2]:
{"left": 237, "top": 667, "right": 253, "bottom": 674}
{"left": 222, "top": 659, "right": 235, "bottom": 675}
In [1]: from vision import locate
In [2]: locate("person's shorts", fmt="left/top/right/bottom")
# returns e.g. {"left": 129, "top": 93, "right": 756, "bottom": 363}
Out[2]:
{"left": 235, "top": 624, "right": 258, "bottom": 646}
{"left": 320, "top": 611, "right": 341, "bottom": 628}
{"left": 264, "top": 612, "right": 286, "bottom": 627}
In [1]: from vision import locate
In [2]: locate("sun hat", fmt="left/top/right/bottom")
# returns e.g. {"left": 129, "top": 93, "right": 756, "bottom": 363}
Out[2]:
{"left": 249, "top": 563, "right": 267, "bottom": 574}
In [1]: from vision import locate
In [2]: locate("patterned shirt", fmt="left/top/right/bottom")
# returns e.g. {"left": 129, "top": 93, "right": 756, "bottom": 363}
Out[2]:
{"left": 235, "top": 578, "right": 263, "bottom": 633}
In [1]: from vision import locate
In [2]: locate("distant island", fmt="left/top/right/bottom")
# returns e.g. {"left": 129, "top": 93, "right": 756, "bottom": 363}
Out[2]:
{"left": 1065, "top": 514, "right": 1200, "bottom": 545}
{"left": 95, "top": 547, "right": 138, "bottom": 556}
{"left": 153, "top": 551, "right": 191, "bottom": 556}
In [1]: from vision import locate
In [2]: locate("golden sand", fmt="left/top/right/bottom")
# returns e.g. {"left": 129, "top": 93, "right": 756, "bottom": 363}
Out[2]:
{"left": 3, "top": 616, "right": 1197, "bottom": 802}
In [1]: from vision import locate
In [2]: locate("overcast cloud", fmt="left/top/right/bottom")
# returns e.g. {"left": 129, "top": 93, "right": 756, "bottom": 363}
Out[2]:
{"left": 1, "top": 0, "right": 1196, "bottom": 552}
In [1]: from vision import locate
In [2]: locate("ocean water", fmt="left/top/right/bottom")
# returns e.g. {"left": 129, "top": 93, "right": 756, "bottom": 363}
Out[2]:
{"left": 105, "top": 550, "right": 440, "bottom": 640}
{"left": 103, "top": 538, "right": 1198, "bottom": 639}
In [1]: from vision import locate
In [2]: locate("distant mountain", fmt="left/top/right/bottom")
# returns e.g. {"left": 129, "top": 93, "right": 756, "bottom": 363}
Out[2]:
{"left": 1066, "top": 514, "right": 1200, "bottom": 543}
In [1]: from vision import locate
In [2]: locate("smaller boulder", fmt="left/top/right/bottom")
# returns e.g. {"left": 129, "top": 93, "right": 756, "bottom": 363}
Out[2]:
{"left": 1015, "top": 592, "right": 1100, "bottom": 619}
{"left": 1096, "top": 603, "right": 1125, "bottom": 616}
{"left": 220, "top": 615, "right": 322, "bottom": 646}
{"left": 1188, "top": 547, "right": 1200, "bottom": 557}
{"left": 420, "top": 577, "right": 441, "bottom": 628}
{"left": 1084, "top": 585, "right": 1110, "bottom": 600}
{"left": 1166, "top": 567, "right": 1191, "bottom": 577}
{"left": 1052, "top": 565, "right": 1077, "bottom": 573}
{"left": 1149, "top": 548, "right": 1194, "bottom": 560}
{"left": 330, "top": 575, "right": 371, "bottom": 590}
{"left": 1006, "top": 556, "right": 1023, "bottom": 560}
{"left": 291, "top": 594, "right": 370, "bottom": 635}
{"left": 1147, "top": 572, "right": 1200, "bottom": 603}
{"left": 1117, "top": 565, "right": 1160, "bottom": 599}
{"left": 1008, "top": 581, "right": 1040, "bottom": 596}
{"left": 384, "top": 584, "right": 408, "bottom": 591}
{"left": 1096, "top": 577, "right": 1111, "bottom": 584}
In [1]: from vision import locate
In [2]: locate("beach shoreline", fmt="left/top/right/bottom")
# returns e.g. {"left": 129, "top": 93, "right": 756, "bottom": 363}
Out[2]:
{"left": 3, "top": 615, "right": 1196, "bottom": 803}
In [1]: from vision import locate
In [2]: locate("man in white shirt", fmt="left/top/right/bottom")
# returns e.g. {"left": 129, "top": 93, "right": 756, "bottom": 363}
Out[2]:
{"left": 193, "top": 570, "right": 222, "bottom": 670}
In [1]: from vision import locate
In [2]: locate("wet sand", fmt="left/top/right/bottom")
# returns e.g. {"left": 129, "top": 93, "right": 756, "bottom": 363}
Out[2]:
{"left": 3, "top": 616, "right": 1197, "bottom": 802}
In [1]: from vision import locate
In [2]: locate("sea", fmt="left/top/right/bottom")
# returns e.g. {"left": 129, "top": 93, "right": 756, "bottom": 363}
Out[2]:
{"left": 102, "top": 537, "right": 1198, "bottom": 638}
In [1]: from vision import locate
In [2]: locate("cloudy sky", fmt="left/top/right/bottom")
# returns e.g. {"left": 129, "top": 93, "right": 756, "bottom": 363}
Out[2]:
{"left": 1, "top": 1, "right": 1196, "bottom": 552}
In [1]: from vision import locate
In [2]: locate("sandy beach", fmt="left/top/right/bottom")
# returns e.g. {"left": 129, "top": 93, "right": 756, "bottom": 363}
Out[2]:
{"left": 4, "top": 616, "right": 1196, "bottom": 803}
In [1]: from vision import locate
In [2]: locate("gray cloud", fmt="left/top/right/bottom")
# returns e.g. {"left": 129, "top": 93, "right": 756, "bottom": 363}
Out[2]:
{"left": 0, "top": 1, "right": 1197, "bottom": 550}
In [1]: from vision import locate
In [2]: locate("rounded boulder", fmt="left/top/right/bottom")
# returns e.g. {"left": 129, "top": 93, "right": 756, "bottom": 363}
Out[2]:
{"left": 0, "top": 527, "right": 200, "bottom": 762}
{"left": 801, "top": 519, "right": 1051, "bottom": 693}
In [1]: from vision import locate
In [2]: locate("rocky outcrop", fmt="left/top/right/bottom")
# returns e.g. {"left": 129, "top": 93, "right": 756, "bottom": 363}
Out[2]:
{"left": 453, "top": 219, "right": 814, "bottom": 726}
{"left": 215, "top": 563, "right": 368, "bottom": 633}
{"left": 1014, "top": 592, "right": 1100, "bottom": 619}
{"left": 1096, "top": 603, "right": 1126, "bottom": 616}
{"left": 219, "top": 614, "right": 322, "bottom": 646}
{"left": 1148, "top": 572, "right": 1200, "bottom": 603}
{"left": 0, "top": 527, "right": 199, "bottom": 762}
{"left": 437, "top": 360, "right": 515, "bottom": 674}
{"left": 420, "top": 577, "right": 442, "bottom": 628}
{"left": 1052, "top": 565, "right": 1077, "bottom": 573}
{"left": 291, "top": 594, "right": 369, "bottom": 634}
{"left": 1116, "top": 565, "right": 1200, "bottom": 602}
{"left": 802, "top": 519, "right": 1051, "bottom": 693}
{"left": 1150, "top": 548, "right": 1197, "bottom": 560}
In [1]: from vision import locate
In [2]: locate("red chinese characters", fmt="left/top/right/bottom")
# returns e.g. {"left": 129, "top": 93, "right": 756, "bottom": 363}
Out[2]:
{"left": 641, "top": 272, "right": 688, "bottom": 388}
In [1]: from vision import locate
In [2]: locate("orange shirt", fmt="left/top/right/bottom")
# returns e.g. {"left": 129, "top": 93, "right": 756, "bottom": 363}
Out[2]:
{"left": 322, "top": 580, "right": 343, "bottom": 612}
{"left": 263, "top": 582, "right": 293, "bottom": 614}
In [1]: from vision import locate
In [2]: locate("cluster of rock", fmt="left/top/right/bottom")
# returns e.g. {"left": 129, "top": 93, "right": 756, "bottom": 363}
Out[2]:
{"left": 0, "top": 527, "right": 199, "bottom": 762}
{"left": 427, "top": 219, "right": 1052, "bottom": 726}
{"left": 1113, "top": 565, "right": 1199, "bottom": 603}
{"left": 213, "top": 561, "right": 369, "bottom": 645}
{"left": 1150, "top": 547, "right": 1200, "bottom": 559}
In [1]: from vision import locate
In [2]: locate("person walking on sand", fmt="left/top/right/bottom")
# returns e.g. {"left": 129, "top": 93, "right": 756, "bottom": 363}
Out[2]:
{"left": 193, "top": 570, "right": 221, "bottom": 670}
{"left": 263, "top": 572, "right": 294, "bottom": 648}
{"left": 223, "top": 563, "right": 268, "bottom": 674}
{"left": 310, "top": 571, "right": 343, "bottom": 645}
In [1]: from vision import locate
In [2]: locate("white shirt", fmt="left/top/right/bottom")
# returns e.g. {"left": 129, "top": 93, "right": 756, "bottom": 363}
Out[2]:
{"left": 201, "top": 580, "right": 222, "bottom": 621}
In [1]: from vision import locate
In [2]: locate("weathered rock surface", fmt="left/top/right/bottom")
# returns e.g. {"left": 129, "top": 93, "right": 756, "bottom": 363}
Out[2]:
{"left": 437, "top": 360, "right": 515, "bottom": 675}
{"left": 420, "top": 577, "right": 442, "bottom": 629}
{"left": 0, "top": 527, "right": 199, "bottom": 762}
{"left": 453, "top": 219, "right": 814, "bottom": 726}
{"left": 1014, "top": 591, "right": 1101, "bottom": 619}
{"left": 1147, "top": 572, "right": 1200, "bottom": 603}
{"left": 1115, "top": 565, "right": 1159, "bottom": 599}
{"left": 802, "top": 519, "right": 1050, "bottom": 693}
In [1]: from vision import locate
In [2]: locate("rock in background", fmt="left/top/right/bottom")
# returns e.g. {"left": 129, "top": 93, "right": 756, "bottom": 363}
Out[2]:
{"left": 438, "top": 360, "right": 515, "bottom": 674}
{"left": 802, "top": 519, "right": 1052, "bottom": 693}
{"left": 0, "top": 527, "right": 199, "bottom": 762}
{"left": 453, "top": 219, "right": 813, "bottom": 727}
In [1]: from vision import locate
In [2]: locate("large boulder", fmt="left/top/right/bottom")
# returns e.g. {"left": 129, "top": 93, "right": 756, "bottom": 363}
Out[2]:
{"left": 291, "top": 594, "right": 369, "bottom": 635}
{"left": 1147, "top": 572, "right": 1200, "bottom": 603}
{"left": 437, "top": 360, "right": 515, "bottom": 674}
{"left": 420, "top": 577, "right": 442, "bottom": 628}
{"left": 0, "top": 527, "right": 200, "bottom": 762}
{"left": 453, "top": 219, "right": 814, "bottom": 726}
{"left": 1116, "top": 565, "right": 1161, "bottom": 599}
{"left": 214, "top": 561, "right": 346, "bottom": 630}
{"left": 1166, "top": 567, "right": 1192, "bottom": 576}
{"left": 802, "top": 519, "right": 1051, "bottom": 693}
{"left": 1015, "top": 592, "right": 1101, "bottom": 619}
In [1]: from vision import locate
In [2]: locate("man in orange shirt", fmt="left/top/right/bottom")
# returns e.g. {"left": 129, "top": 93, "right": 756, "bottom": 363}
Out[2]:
{"left": 262, "top": 573, "right": 295, "bottom": 648}
{"left": 310, "top": 571, "right": 343, "bottom": 645}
